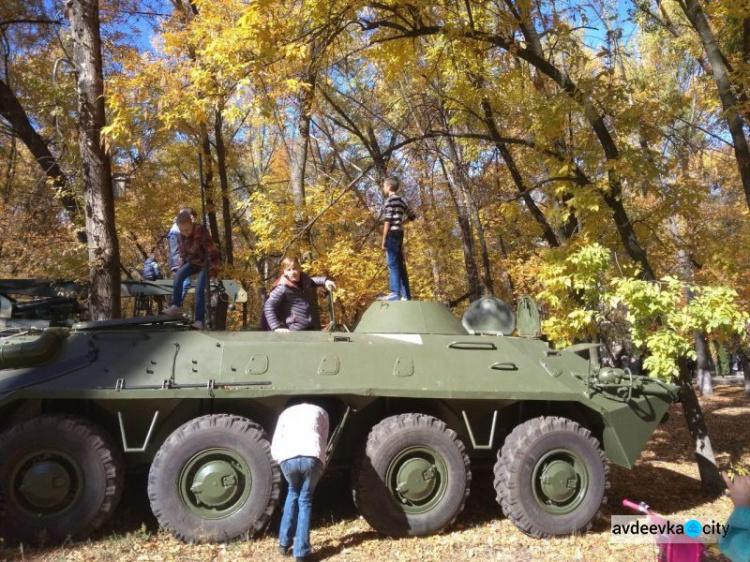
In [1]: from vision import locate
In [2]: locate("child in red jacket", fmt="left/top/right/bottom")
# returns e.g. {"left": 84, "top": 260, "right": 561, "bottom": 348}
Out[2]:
{"left": 163, "top": 209, "right": 219, "bottom": 329}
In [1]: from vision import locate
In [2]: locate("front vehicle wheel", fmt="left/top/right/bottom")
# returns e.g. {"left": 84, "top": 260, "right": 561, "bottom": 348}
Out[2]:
{"left": 494, "top": 416, "right": 608, "bottom": 537}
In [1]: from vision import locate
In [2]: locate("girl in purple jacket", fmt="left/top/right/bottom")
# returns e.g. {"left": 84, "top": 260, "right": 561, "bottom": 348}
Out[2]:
{"left": 263, "top": 257, "right": 336, "bottom": 332}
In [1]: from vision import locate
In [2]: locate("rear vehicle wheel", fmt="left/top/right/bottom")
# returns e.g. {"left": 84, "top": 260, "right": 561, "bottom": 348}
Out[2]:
{"left": 148, "top": 414, "right": 280, "bottom": 543}
{"left": 352, "top": 413, "right": 471, "bottom": 536}
{"left": 0, "top": 415, "right": 123, "bottom": 543}
{"left": 494, "top": 416, "right": 608, "bottom": 537}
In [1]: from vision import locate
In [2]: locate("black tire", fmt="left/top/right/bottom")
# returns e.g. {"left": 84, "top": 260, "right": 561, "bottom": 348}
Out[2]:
{"left": 494, "top": 416, "right": 608, "bottom": 538}
{"left": 0, "top": 414, "right": 123, "bottom": 543}
{"left": 148, "top": 414, "right": 280, "bottom": 543}
{"left": 352, "top": 413, "right": 471, "bottom": 537}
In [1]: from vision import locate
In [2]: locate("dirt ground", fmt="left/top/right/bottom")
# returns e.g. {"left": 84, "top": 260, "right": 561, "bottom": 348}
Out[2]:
{"left": 1, "top": 384, "right": 748, "bottom": 562}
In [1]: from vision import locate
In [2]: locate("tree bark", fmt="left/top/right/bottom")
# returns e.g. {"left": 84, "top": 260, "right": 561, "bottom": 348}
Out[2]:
{"left": 730, "top": 336, "right": 750, "bottom": 397}
{"left": 290, "top": 71, "right": 315, "bottom": 224}
{"left": 694, "top": 330, "right": 714, "bottom": 395}
{"left": 214, "top": 109, "right": 233, "bottom": 265}
{"left": 441, "top": 118, "right": 493, "bottom": 297}
{"left": 200, "top": 127, "right": 222, "bottom": 258}
{"left": 66, "top": 0, "right": 120, "bottom": 320}
{"left": 668, "top": 215, "right": 714, "bottom": 396}
{"left": 465, "top": 187, "right": 494, "bottom": 296}
{"left": 439, "top": 157, "right": 481, "bottom": 301}
{"left": 678, "top": 360, "right": 724, "bottom": 495}
{"left": 680, "top": 0, "right": 750, "bottom": 213}
{"left": 0, "top": 77, "right": 83, "bottom": 235}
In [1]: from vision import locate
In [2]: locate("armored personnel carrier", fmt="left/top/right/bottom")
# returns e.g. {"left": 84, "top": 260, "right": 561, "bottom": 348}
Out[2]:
{"left": 0, "top": 297, "right": 677, "bottom": 544}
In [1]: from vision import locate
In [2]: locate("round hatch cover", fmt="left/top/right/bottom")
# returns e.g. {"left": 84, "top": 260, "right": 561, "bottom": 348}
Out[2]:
{"left": 461, "top": 297, "right": 515, "bottom": 336}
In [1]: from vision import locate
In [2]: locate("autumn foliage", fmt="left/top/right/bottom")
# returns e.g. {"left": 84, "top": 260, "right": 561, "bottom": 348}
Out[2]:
{"left": 1, "top": 0, "right": 750, "bottom": 377}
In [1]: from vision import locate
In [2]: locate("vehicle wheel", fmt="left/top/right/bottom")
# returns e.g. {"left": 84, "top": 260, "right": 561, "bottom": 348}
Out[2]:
{"left": 0, "top": 415, "right": 123, "bottom": 543}
{"left": 148, "top": 414, "right": 280, "bottom": 543}
{"left": 494, "top": 416, "right": 608, "bottom": 538}
{"left": 352, "top": 413, "right": 471, "bottom": 536}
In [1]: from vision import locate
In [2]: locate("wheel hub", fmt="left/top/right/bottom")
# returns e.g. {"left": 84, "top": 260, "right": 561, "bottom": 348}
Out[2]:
{"left": 190, "top": 460, "right": 241, "bottom": 507}
{"left": 179, "top": 449, "right": 252, "bottom": 519}
{"left": 539, "top": 460, "right": 578, "bottom": 503}
{"left": 385, "top": 445, "right": 448, "bottom": 514}
{"left": 18, "top": 460, "right": 72, "bottom": 509}
{"left": 12, "top": 451, "right": 83, "bottom": 517}
{"left": 395, "top": 458, "right": 437, "bottom": 503}
{"left": 531, "top": 448, "right": 589, "bottom": 515}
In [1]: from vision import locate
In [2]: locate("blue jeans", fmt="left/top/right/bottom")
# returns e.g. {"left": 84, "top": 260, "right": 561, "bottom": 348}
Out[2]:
{"left": 386, "top": 230, "right": 411, "bottom": 299}
{"left": 172, "top": 269, "right": 191, "bottom": 301}
{"left": 171, "top": 263, "right": 207, "bottom": 322}
{"left": 279, "top": 456, "right": 324, "bottom": 558}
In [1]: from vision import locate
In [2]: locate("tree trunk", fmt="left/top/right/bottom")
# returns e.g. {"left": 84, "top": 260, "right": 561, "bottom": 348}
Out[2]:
{"left": 200, "top": 128, "right": 222, "bottom": 258}
{"left": 680, "top": 0, "right": 750, "bottom": 213}
{"left": 495, "top": 233, "right": 516, "bottom": 299}
{"left": 290, "top": 71, "right": 315, "bottom": 224}
{"left": 731, "top": 336, "right": 750, "bottom": 397}
{"left": 0, "top": 77, "right": 83, "bottom": 236}
{"left": 678, "top": 361, "right": 724, "bottom": 495}
{"left": 466, "top": 189, "right": 494, "bottom": 296}
{"left": 214, "top": 109, "right": 233, "bottom": 265}
{"left": 437, "top": 156, "right": 481, "bottom": 301}
{"left": 66, "top": 0, "right": 120, "bottom": 320}
{"left": 694, "top": 330, "right": 714, "bottom": 396}
{"left": 441, "top": 122, "right": 493, "bottom": 297}
{"left": 667, "top": 216, "right": 714, "bottom": 396}
{"left": 1, "top": 133, "right": 15, "bottom": 203}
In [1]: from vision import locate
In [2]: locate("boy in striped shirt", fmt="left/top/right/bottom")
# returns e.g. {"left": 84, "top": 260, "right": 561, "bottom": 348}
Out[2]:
{"left": 379, "top": 176, "right": 416, "bottom": 301}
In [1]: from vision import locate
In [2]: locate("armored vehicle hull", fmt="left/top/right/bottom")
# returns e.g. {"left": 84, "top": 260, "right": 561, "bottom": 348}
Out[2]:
{"left": 0, "top": 300, "right": 677, "bottom": 543}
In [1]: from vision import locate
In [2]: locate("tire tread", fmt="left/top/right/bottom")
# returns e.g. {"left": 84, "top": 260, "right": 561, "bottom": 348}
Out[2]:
{"left": 147, "top": 413, "right": 280, "bottom": 543}
{"left": 0, "top": 414, "right": 123, "bottom": 543}
{"left": 493, "top": 416, "right": 609, "bottom": 538}
{"left": 352, "top": 413, "right": 471, "bottom": 537}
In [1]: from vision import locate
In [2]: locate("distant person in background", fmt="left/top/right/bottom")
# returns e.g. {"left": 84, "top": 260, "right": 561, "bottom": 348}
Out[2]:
{"left": 140, "top": 254, "right": 165, "bottom": 312}
{"left": 141, "top": 255, "right": 162, "bottom": 281}
{"left": 271, "top": 400, "right": 329, "bottom": 561}
{"left": 721, "top": 472, "right": 750, "bottom": 562}
{"left": 378, "top": 176, "right": 416, "bottom": 301}
{"left": 162, "top": 209, "right": 219, "bottom": 330}
{"left": 168, "top": 208, "right": 197, "bottom": 300}
{"left": 262, "top": 256, "right": 336, "bottom": 333}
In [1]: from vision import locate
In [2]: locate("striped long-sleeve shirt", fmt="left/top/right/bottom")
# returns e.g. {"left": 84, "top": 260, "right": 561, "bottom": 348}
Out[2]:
{"left": 262, "top": 273, "right": 329, "bottom": 331}
{"left": 382, "top": 194, "right": 415, "bottom": 231}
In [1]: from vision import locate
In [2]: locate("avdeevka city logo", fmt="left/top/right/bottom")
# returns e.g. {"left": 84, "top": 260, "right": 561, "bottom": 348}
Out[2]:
{"left": 610, "top": 515, "right": 729, "bottom": 543}
{"left": 684, "top": 519, "right": 702, "bottom": 538}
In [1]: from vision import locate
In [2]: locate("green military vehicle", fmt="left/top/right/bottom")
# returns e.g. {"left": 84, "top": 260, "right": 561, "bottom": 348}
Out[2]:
{"left": 0, "top": 297, "right": 677, "bottom": 544}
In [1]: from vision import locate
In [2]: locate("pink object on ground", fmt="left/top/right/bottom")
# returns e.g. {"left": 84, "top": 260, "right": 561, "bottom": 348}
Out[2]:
{"left": 623, "top": 499, "right": 706, "bottom": 562}
{"left": 647, "top": 513, "right": 705, "bottom": 562}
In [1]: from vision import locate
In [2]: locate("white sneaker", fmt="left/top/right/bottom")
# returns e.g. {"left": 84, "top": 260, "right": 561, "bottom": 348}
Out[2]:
{"left": 192, "top": 321, "right": 204, "bottom": 330}
{"left": 163, "top": 305, "right": 182, "bottom": 315}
